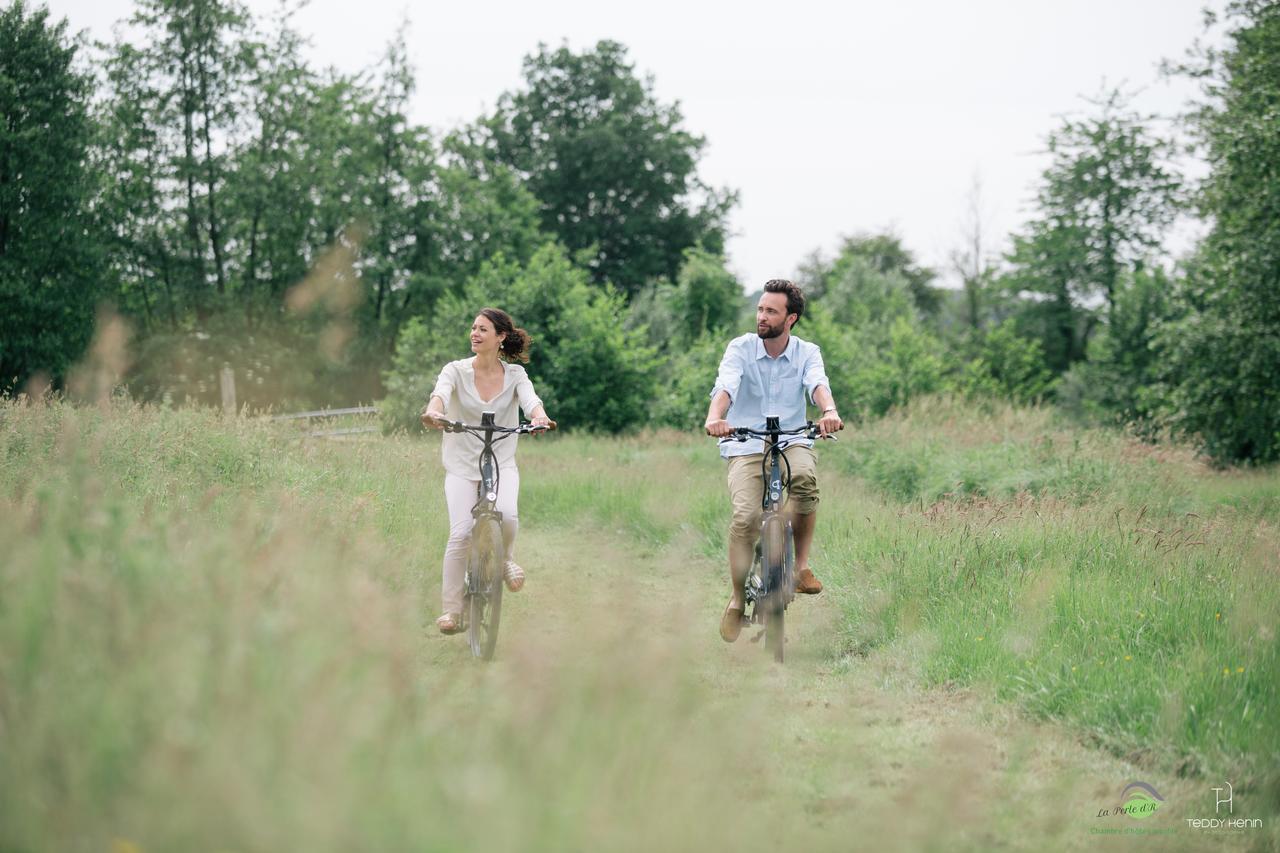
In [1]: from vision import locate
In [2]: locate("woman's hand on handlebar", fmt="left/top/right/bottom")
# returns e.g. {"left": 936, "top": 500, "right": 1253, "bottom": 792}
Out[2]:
{"left": 529, "top": 415, "right": 556, "bottom": 435}
{"left": 421, "top": 410, "right": 449, "bottom": 430}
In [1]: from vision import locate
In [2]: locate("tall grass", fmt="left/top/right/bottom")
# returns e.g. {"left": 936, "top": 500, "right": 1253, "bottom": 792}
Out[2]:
{"left": 0, "top": 402, "right": 749, "bottom": 852}
{"left": 2, "top": 394, "right": 1277, "bottom": 850}
{"left": 822, "top": 397, "right": 1280, "bottom": 792}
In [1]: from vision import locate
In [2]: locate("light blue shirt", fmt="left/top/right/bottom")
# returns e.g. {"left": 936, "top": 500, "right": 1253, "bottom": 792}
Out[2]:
{"left": 710, "top": 332, "right": 831, "bottom": 458}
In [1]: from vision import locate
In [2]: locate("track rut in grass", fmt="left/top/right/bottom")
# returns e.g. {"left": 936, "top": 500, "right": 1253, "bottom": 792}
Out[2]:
{"left": 420, "top": 521, "right": 1259, "bottom": 853}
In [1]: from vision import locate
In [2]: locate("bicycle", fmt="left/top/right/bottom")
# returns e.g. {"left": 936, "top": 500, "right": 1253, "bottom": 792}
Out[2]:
{"left": 725, "top": 417, "right": 835, "bottom": 663}
{"left": 437, "top": 412, "right": 552, "bottom": 660}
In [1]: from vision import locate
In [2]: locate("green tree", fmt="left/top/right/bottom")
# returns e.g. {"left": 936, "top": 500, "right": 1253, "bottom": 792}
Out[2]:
{"left": 792, "top": 238, "right": 948, "bottom": 420}
{"left": 141, "top": 0, "right": 253, "bottom": 311}
{"left": 1156, "top": 1, "right": 1280, "bottom": 463}
{"left": 671, "top": 247, "right": 744, "bottom": 343}
{"left": 626, "top": 248, "right": 745, "bottom": 429}
{"left": 226, "top": 5, "right": 317, "bottom": 322}
{"left": 806, "top": 250, "right": 920, "bottom": 330}
{"left": 802, "top": 309, "right": 945, "bottom": 420}
{"left": 801, "top": 232, "right": 939, "bottom": 317}
{"left": 399, "top": 133, "right": 544, "bottom": 316}
{"left": 482, "top": 40, "right": 735, "bottom": 298}
{"left": 957, "top": 319, "right": 1055, "bottom": 406}
{"left": 1057, "top": 267, "right": 1171, "bottom": 425}
{"left": 627, "top": 247, "right": 744, "bottom": 351}
{"left": 1006, "top": 90, "right": 1181, "bottom": 372}
{"left": 0, "top": 0, "right": 102, "bottom": 391}
{"left": 96, "top": 0, "right": 256, "bottom": 323}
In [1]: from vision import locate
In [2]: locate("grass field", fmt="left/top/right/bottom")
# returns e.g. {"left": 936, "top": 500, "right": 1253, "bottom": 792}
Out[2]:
{"left": 1, "top": 396, "right": 1277, "bottom": 851}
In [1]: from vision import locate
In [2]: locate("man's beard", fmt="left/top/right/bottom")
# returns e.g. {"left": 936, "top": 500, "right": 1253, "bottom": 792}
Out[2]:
{"left": 757, "top": 321, "right": 784, "bottom": 339}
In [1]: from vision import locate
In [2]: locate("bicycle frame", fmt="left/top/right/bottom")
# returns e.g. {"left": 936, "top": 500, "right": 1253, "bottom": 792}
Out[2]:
{"left": 442, "top": 410, "right": 546, "bottom": 523}
{"left": 470, "top": 411, "right": 504, "bottom": 534}
{"left": 438, "top": 411, "right": 550, "bottom": 660}
{"left": 739, "top": 417, "right": 807, "bottom": 615}
{"left": 725, "top": 417, "right": 830, "bottom": 661}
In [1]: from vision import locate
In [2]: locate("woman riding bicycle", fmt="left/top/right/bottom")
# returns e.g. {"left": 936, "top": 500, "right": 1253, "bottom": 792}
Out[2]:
{"left": 420, "top": 308, "right": 554, "bottom": 635}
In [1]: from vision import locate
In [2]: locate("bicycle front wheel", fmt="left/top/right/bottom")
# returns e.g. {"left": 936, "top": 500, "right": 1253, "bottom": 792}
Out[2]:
{"left": 466, "top": 516, "right": 505, "bottom": 661}
{"left": 761, "top": 516, "right": 787, "bottom": 663}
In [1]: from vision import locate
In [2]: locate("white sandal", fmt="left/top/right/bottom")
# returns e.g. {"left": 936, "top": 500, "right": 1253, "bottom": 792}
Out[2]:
{"left": 436, "top": 612, "right": 463, "bottom": 634}
{"left": 503, "top": 560, "right": 525, "bottom": 592}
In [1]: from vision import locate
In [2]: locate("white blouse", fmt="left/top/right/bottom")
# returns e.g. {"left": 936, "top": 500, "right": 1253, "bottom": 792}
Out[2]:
{"left": 429, "top": 357, "right": 544, "bottom": 477}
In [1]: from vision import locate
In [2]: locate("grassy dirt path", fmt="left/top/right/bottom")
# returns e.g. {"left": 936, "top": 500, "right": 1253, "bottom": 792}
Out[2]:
{"left": 418, "top": 520, "right": 1259, "bottom": 853}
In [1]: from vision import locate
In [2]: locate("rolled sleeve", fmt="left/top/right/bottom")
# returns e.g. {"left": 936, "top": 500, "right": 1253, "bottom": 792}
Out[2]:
{"left": 802, "top": 346, "right": 830, "bottom": 405}
{"left": 710, "top": 341, "right": 746, "bottom": 405}
{"left": 429, "top": 363, "right": 456, "bottom": 405}
{"left": 514, "top": 367, "right": 543, "bottom": 415}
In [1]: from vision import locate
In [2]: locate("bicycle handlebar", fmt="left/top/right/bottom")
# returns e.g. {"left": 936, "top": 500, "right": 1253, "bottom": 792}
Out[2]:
{"left": 727, "top": 420, "right": 839, "bottom": 442}
{"left": 440, "top": 420, "right": 555, "bottom": 436}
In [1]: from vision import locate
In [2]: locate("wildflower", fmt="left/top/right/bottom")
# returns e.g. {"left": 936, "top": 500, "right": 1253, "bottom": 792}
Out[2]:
{"left": 1124, "top": 655, "right": 1132, "bottom": 661}
{"left": 1216, "top": 612, "right": 1221, "bottom": 621}
{"left": 1223, "top": 667, "right": 1230, "bottom": 675}
{"left": 1236, "top": 667, "right": 1244, "bottom": 673}
{"left": 976, "top": 636, "right": 984, "bottom": 642}
{"left": 1071, "top": 665, "right": 1078, "bottom": 672}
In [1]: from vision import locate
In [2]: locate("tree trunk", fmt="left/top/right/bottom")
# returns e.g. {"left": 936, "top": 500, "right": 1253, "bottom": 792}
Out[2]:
{"left": 181, "top": 57, "right": 205, "bottom": 316}
{"left": 1100, "top": 168, "right": 1118, "bottom": 327}
{"left": 159, "top": 241, "right": 179, "bottom": 331}
{"left": 195, "top": 36, "right": 227, "bottom": 297}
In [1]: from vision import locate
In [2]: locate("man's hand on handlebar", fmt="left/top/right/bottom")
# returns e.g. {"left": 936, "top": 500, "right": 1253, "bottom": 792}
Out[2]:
{"left": 705, "top": 418, "right": 733, "bottom": 438}
{"left": 818, "top": 411, "right": 843, "bottom": 437}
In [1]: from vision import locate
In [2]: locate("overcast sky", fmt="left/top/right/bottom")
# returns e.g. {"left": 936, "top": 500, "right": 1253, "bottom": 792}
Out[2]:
{"left": 49, "top": 0, "right": 1217, "bottom": 289}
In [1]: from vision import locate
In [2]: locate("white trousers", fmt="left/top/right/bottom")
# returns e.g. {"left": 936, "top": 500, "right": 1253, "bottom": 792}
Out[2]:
{"left": 441, "top": 468, "right": 520, "bottom": 614}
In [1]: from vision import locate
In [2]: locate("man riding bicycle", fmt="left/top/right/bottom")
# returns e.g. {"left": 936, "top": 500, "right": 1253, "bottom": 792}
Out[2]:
{"left": 704, "top": 279, "right": 843, "bottom": 643}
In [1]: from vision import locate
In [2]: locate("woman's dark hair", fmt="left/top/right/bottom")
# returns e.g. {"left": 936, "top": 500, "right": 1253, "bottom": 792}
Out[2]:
{"left": 763, "top": 279, "right": 805, "bottom": 324}
{"left": 479, "top": 307, "right": 531, "bottom": 364}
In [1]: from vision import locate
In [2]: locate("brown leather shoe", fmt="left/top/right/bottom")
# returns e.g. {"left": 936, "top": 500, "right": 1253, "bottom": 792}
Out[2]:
{"left": 795, "top": 568, "right": 823, "bottom": 594}
{"left": 719, "top": 600, "right": 745, "bottom": 642}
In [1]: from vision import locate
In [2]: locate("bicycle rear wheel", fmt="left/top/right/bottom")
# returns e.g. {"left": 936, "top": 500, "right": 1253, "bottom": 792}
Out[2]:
{"left": 761, "top": 516, "right": 787, "bottom": 663}
{"left": 465, "top": 516, "right": 505, "bottom": 660}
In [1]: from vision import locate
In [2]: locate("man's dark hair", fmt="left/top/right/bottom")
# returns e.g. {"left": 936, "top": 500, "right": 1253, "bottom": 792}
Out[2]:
{"left": 763, "top": 279, "right": 805, "bottom": 325}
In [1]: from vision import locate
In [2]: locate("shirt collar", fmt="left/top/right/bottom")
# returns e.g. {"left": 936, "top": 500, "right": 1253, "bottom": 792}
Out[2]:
{"left": 753, "top": 334, "right": 796, "bottom": 362}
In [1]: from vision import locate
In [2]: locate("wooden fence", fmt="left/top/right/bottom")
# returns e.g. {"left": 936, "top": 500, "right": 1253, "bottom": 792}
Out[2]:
{"left": 219, "top": 366, "right": 379, "bottom": 437}
{"left": 270, "top": 406, "right": 380, "bottom": 438}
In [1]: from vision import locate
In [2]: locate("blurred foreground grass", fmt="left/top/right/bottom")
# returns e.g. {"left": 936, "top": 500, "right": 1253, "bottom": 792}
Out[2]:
{"left": 1, "top": 397, "right": 1277, "bottom": 851}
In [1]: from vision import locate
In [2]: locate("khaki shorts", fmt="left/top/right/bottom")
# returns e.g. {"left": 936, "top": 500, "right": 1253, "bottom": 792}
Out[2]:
{"left": 726, "top": 446, "right": 819, "bottom": 542}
